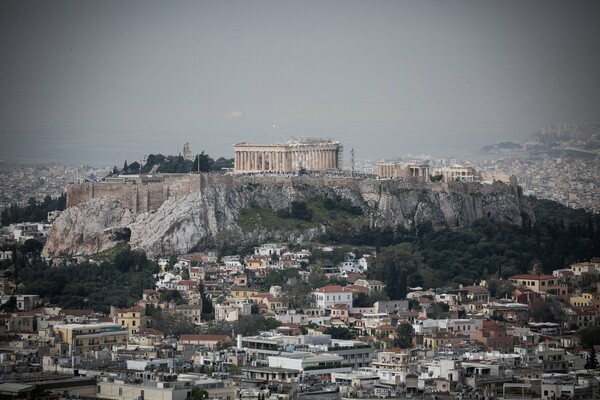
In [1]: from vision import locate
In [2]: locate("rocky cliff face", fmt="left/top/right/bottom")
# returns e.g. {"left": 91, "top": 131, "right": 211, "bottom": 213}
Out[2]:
{"left": 42, "top": 177, "right": 534, "bottom": 258}
{"left": 41, "top": 197, "right": 136, "bottom": 258}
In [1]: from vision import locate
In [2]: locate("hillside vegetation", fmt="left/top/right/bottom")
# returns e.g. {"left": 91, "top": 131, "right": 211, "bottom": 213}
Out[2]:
{"left": 5, "top": 195, "right": 599, "bottom": 310}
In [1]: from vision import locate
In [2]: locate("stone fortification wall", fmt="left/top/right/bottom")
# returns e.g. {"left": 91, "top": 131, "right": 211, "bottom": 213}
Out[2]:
{"left": 67, "top": 176, "right": 189, "bottom": 213}
{"left": 66, "top": 182, "right": 138, "bottom": 211}
{"left": 66, "top": 173, "right": 520, "bottom": 213}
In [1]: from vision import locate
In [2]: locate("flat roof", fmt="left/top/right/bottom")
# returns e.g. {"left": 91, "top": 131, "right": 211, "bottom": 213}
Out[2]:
{"left": 0, "top": 383, "right": 35, "bottom": 394}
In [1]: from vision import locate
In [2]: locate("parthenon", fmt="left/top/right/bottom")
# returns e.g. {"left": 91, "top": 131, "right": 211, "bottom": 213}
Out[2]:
{"left": 233, "top": 139, "right": 342, "bottom": 173}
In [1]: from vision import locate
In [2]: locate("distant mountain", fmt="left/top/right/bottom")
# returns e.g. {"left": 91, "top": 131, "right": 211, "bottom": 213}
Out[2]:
{"left": 481, "top": 141, "right": 523, "bottom": 152}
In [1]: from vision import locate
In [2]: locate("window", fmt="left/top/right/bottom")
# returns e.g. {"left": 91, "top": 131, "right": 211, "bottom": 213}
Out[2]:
{"left": 119, "top": 388, "right": 122, "bottom": 396}
{"left": 97, "top": 386, "right": 101, "bottom": 393}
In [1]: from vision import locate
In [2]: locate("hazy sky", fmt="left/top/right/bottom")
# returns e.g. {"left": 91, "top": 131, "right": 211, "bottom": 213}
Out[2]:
{"left": 1, "top": 0, "right": 599, "bottom": 166}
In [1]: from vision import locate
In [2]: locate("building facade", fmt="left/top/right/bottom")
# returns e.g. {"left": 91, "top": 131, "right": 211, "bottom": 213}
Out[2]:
{"left": 53, "top": 323, "right": 128, "bottom": 353}
{"left": 233, "top": 139, "right": 341, "bottom": 173}
{"left": 312, "top": 285, "right": 353, "bottom": 309}
{"left": 376, "top": 162, "right": 430, "bottom": 181}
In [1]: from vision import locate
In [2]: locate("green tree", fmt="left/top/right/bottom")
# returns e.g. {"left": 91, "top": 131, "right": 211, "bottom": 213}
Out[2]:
{"left": 579, "top": 327, "right": 600, "bottom": 347}
{"left": 528, "top": 299, "right": 564, "bottom": 324}
{"left": 290, "top": 201, "right": 312, "bottom": 221}
{"left": 393, "top": 323, "right": 414, "bottom": 348}
{"left": 370, "top": 243, "right": 424, "bottom": 299}
{"left": 148, "top": 308, "right": 198, "bottom": 337}
{"left": 0, "top": 296, "right": 17, "bottom": 312}
{"left": 308, "top": 266, "right": 327, "bottom": 289}
{"left": 193, "top": 152, "right": 212, "bottom": 172}
{"left": 191, "top": 387, "right": 209, "bottom": 400}
{"left": 324, "top": 326, "right": 355, "bottom": 340}
{"left": 585, "top": 346, "right": 599, "bottom": 370}
{"left": 159, "top": 289, "right": 186, "bottom": 305}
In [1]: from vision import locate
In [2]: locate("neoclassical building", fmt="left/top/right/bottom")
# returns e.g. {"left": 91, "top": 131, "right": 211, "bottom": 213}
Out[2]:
{"left": 233, "top": 139, "right": 342, "bottom": 173}
{"left": 376, "top": 161, "right": 430, "bottom": 181}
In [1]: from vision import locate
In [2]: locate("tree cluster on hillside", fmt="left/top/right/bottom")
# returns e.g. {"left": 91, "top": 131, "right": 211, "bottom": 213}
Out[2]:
{"left": 113, "top": 152, "right": 234, "bottom": 176}
{"left": 1, "top": 194, "right": 66, "bottom": 226}
{"left": 15, "top": 245, "right": 157, "bottom": 313}
{"left": 358, "top": 197, "right": 600, "bottom": 299}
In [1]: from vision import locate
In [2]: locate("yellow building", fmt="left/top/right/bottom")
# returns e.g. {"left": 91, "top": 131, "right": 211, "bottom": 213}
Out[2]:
{"left": 112, "top": 305, "right": 147, "bottom": 336}
{"left": 570, "top": 293, "right": 593, "bottom": 307}
{"left": 422, "top": 332, "right": 469, "bottom": 351}
{"left": 509, "top": 274, "right": 561, "bottom": 295}
{"left": 230, "top": 287, "right": 259, "bottom": 299}
{"left": 53, "top": 323, "right": 128, "bottom": 353}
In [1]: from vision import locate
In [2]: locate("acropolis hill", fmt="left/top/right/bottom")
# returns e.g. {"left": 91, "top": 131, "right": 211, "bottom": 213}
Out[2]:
{"left": 45, "top": 173, "right": 535, "bottom": 258}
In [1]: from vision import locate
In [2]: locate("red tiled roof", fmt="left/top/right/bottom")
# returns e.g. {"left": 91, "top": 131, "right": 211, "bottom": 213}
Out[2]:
{"left": 179, "top": 334, "right": 231, "bottom": 342}
{"left": 345, "top": 285, "right": 369, "bottom": 293}
{"left": 136, "top": 327, "right": 164, "bottom": 336}
{"left": 510, "top": 274, "right": 555, "bottom": 280}
{"left": 177, "top": 280, "right": 198, "bottom": 286}
{"left": 314, "top": 285, "right": 346, "bottom": 293}
{"left": 464, "top": 286, "right": 490, "bottom": 294}
{"left": 115, "top": 305, "right": 145, "bottom": 313}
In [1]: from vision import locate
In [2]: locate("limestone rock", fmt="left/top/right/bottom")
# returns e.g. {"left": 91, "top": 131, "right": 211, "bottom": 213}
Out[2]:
{"left": 42, "top": 178, "right": 535, "bottom": 259}
{"left": 41, "top": 197, "right": 135, "bottom": 258}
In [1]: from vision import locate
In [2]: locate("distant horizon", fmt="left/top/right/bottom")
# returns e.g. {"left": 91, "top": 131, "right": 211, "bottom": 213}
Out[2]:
{"left": 2, "top": 1, "right": 599, "bottom": 168}
{"left": 0, "top": 127, "right": 536, "bottom": 168}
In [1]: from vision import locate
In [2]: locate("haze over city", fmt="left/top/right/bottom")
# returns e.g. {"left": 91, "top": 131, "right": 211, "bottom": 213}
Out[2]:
{"left": 1, "top": 0, "right": 600, "bottom": 166}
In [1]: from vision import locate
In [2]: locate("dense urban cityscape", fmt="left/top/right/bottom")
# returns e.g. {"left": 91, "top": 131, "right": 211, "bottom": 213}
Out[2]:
{"left": 0, "top": 121, "right": 599, "bottom": 399}
{"left": 2, "top": 0, "right": 600, "bottom": 397}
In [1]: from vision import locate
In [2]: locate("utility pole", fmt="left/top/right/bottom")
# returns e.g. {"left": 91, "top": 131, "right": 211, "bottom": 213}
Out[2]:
{"left": 351, "top": 148, "right": 355, "bottom": 178}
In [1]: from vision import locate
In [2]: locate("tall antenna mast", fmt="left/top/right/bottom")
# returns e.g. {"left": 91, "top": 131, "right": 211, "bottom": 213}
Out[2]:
{"left": 351, "top": 148, "right": 355, "bottom": 177}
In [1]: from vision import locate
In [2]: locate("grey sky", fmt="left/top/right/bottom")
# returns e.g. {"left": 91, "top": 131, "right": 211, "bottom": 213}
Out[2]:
{"left": 1, "top": 0, "right": 599, "bottom": 166}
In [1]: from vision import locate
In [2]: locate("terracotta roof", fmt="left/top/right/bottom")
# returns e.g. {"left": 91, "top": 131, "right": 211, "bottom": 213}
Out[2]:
{"left": 464, "top": 286, "right": 490, "bottom": 294}
{"left": 115, "top": 305, "right": 145, "bottom": 313}
{"left": 177, "top": 280, "right": 199, "bottom": 286}
{"left": 376, "top": 324, "right": 396, "bottom": 330}
{"left": 14, "top": 311, "right": 37, "bottom": 316}
{"left": 345, "top": 285, "right": 369, "bottom": 293}
{"left": 179, "top": 334, "right": 231, "bottom": 342}
{"left": 143, "top": 289, "right": 159, "bottom": 295}
{"left": 314, "top": 285, "right": 346, "bottom": 293}
{"left": 136, "top": 327, "right": 164, "bottom": 336}
{"left": 510, "top": 274, "right": 555, "bottom": 280}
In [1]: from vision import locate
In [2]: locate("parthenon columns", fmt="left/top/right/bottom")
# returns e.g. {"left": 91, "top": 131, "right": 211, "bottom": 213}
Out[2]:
{"left": 233, "top": 141, "right": 341, "bottom": 173}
